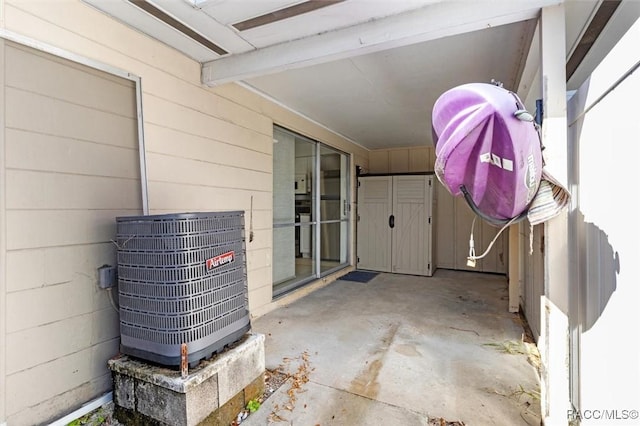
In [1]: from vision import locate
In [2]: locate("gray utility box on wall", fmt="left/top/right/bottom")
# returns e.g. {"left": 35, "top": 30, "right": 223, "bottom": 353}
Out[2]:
{"left": 115, "top": 211, "right": 250, "bottom": 367}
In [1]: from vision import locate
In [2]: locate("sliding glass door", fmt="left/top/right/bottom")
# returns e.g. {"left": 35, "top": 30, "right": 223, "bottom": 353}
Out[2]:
{"left": 272, "top": 126, "right": 350, "bottom": 296}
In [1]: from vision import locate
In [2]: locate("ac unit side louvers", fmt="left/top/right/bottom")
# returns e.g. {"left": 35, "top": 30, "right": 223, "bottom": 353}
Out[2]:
{"left": 116, "top": 211, "right": 250, "bottom": 368}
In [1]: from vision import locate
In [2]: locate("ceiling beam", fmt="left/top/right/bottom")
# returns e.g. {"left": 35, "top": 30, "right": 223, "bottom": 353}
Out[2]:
{"left": 202, "top": 0, "right": 562, "bottom": 86}
{"left": 516, "top": 19, "right": 541, "bottom": 106}
{"left": 232, "top": 0, "right": 346, "bottom": 31}
{"left": 566, "top": 0, "right": 640, "bottom": 90}
{"left": 566, "top": 0, "right": 621, "bottom": 81}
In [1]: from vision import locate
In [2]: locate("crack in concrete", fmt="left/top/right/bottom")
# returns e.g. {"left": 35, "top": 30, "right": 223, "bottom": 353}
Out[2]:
{"left": 310, "top": 379, "right": 428, "bottom": 418}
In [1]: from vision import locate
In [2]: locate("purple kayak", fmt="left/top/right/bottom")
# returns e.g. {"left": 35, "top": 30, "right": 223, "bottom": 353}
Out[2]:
{"left": 431, "top": 82, "right": 542, "bottom": 225}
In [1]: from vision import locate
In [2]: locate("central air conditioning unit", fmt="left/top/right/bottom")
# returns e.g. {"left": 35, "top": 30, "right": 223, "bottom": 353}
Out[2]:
{"left": 115, "top": 211, "right": 250, "bottom": 367}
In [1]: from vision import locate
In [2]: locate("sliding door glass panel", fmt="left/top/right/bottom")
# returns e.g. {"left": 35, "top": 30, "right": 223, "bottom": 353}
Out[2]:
{"left": 273, "top": 126, "right": 317, "bottom": 296}
{"left": 272, "top": 128, "right": 296, "bottom": 285}
{"left": 272, "top": 225, "right": 317, "bottom": 294}
{"left": 319, "top": 145, "right": 349, "bottom": 274}
{"left": 294, "top": 136, "right": 317, "bottom": 288}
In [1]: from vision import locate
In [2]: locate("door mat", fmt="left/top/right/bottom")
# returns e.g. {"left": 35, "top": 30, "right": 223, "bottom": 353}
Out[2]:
{"left": 339, "top": 271, "right": 379, "bottom": 283}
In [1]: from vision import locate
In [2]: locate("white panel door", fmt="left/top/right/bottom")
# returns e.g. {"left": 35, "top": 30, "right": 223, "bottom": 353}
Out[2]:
{"left": 356, "top": 176, "right": 392, "bottom": 272}
{"left": 392, "top": 175, "right": 432, "bottom": 275}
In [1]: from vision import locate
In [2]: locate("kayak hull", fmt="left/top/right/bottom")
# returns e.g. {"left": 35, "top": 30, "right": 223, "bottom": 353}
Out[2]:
{"left": 431, "top": 83, "right": 542, "bottom": 222}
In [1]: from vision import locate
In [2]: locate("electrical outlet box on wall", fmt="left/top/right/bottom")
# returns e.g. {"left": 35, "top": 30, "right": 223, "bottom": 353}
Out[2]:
{"left": 98, "top": 265, "right": 117, "bottom": 289}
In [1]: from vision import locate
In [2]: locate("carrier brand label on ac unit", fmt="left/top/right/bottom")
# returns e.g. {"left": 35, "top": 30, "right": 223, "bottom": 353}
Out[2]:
{"left": 206, "top": 251, "right": 235, "bottom": 270}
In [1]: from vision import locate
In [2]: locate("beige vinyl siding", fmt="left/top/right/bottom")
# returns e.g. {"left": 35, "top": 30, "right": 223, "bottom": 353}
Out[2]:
{"left": 211, "top": 84, "right": 370, "bottom": 168}
{"left": 369, "top": 150, "right": 390, "bottom": 173}
{"left": 8, "top": 0, "right": 277, "bottom": 313}
{"left": 0, "top": 37, "right": 7, "bottom": 426}
{"left": 1, "top": 0, "right": 275, "bottom": 319}
{"left": 2, "top": 40, "right": 141, "bottom": 425}
{"left": 368, "top": 146, "right": 435, "bottom": 174}
{"left": 6, "top": 341, "right": 115, "bottom": 422}
{"left": 389, "top": 149, "right": 409, "bottom": 173}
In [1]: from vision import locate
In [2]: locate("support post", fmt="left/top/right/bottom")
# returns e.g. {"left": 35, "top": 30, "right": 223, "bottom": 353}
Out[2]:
{"left": 539, "top": 4, "right": 571, "bottom": 425}
{"left": 0, "top": 37, "right": 7, "bottom": 426}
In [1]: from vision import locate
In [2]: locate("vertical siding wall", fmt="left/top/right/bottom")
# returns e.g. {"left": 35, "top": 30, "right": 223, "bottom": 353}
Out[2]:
{"left": 368, "top": 146, "right": 435, "bottom": 174}
{"left": 520, "top": 223, "right": 544, "bottom": 340}
{"left": 435, "top": 183, "right": 508, "bottom": 274}
{"left": 0, "top": 37, "right": 8, "bottom": 426}
{"left": 0, "top": 0, "right": 369, "bottom": 424}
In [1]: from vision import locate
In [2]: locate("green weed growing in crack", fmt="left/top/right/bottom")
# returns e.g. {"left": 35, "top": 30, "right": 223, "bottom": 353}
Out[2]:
{"left": 483, "top": 340, "right": 528, "bottom": 355}
{"left": 246, "top": 399, "right": 261, "bottom": 413}
{"left": 511, "top": 384, "right": 541, "bottom": 402}
{"left": 486, "top": 384, "right": 540, "bottom": 402}
{"left": 483, "top": 339, "right": 542, "bottom": 374}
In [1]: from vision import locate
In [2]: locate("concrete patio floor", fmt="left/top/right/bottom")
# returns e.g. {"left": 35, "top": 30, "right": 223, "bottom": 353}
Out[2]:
{"left": 244, "top": 269, "right": 542, "bottom": 426}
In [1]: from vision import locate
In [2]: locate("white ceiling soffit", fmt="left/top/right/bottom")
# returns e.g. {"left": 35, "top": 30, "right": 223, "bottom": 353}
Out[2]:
{"left": 82, "top": 0, "right": 444, "bottom": 64}
{"left": 147, "top": 0, "right": 255, "bottom": 54}
{"left": 201, "top": 0, "right": 562, "bottom": 86}
{"left": 83, "top": 0, "right": 229, "bottom": 62}
{"left": 245, "top": 20, "right": 536, "bottom": 149}
{"left": 221, "top": 0, "right": 443, "bottom": 49}
{"left": 192, "top": 0, "right": 305, "bottom": 26}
